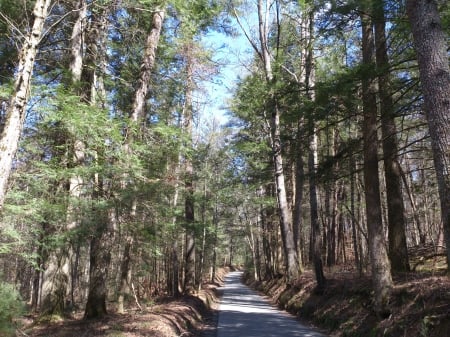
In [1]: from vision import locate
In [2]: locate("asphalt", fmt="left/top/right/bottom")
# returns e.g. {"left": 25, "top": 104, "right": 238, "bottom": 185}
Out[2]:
{"left": 216, "top": 271, "right": 328, "bottom": 337}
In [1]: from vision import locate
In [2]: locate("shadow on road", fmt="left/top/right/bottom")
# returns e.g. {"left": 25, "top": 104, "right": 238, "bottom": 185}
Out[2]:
{"left": 217, "top": 271, "right": 327, "bottom": 337}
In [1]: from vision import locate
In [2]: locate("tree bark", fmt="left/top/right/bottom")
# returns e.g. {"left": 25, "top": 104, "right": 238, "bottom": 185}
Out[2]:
{"left": 129, "top": 10, "right": 165, "bottom": 124}
{"left": 117, "top": 8, "right": 166, "bottom": 308}
{"left": 258, "top": 0, "right": 299, "bottom": 282}
{"left": 303, "top": 7, "right": 325, "bottom": 289}
{"left": 360, "top": 11, "right": 393, "bottom": 317}
{"left": 0, "top": 0, "right": 52, "bottom": 209}
{"left": 84, "top": 176, "right": 113, "bottom": 319}
{"left": 83, "top": 8, "right": 113, "bottom": 319}
{"left": 373, "top": 0, "right": 410, "bottom": 273}
{"left": 406, "top": 0, "right": 450, "bottom": 271}
{"left": 350, "top": 154, "right": 361, "bottom": 274}
{"left": 292, "top": 120, "right": 304, "bottom": 269}
{"left": 309, "top": 127, "right": 326, "bottom": 291}
{"left": 84, "top": 221, "right": 112, "bottom": 319}
{"left": 39, "top": 1, "right": 88, "bottom": 315}
{"left": 183, "top": 42, "right": 196, "bottom": 293}
{"left": 117, "top": 236, "right": 133, "bottom": 314}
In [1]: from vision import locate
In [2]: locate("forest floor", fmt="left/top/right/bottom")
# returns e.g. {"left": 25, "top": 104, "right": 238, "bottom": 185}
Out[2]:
{"left": 17, "top": 269, "right": 226, "bottom": 337}
{"left": 245, "top": 249, "right": 450, "bottom": 337}
{"left": 15, "top": 251, "right": 450, "bottom": 337}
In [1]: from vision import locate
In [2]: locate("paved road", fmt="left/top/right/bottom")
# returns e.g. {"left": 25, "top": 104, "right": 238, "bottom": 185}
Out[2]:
{"left": 217, "top": 271, "right": 327, "bottom": 337}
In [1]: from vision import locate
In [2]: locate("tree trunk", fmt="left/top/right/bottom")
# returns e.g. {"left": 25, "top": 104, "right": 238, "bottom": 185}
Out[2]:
{"left": 84, "top": 223, "right": 111, "bottom": 319}
{"left": 258, "top": 0, "right": 299, "bottom": 282}
{"left": 39, "top": 250, "right": 68, "bottom": 315}
{"left": 129, "top": 9, "right": 165, "bottom": 124}
{"left": 261, "top": 203, "right": 274, "bottom": 278}
{"left": 116, "top": 8, "right": 166, "bottom": 309}
{"left": 117, "top": 236, "right": 133, "bottom": 314}
{"left": 82, "top": 7, "right": 114, "bottom": 319}
{"left": 38, "top": 0, "right": 89, "bottom": 315}
{"left": 271, "top": 102, "right": 300, "bottom": 282}
{"left": 374, "top": 0, "right": 410, "bottom": 273}
{"left": 309, "top": 127, "right": 326, "bottom": 291}
{"left": 360, "top": 11, "right": 393, "bottom": 317}
{"left": 350, "top": 154, "right": 361, "bottom": 274}
{"left": 210, "top": 191, "right": 220, "bottom": 282}
{"left": 0, "top": 0, "right": 52, "bottom": 209}
{"left": 183, "top": 42, "right": 196, "bottom": 293}
{"left": 406, "top": 0, "right": 450, "bottom": 271}
{"left": 293, "top": 120, "right": 305, "bottom": 270}
{"left": 303, "top": 7, "right": 325, "bottom": 289}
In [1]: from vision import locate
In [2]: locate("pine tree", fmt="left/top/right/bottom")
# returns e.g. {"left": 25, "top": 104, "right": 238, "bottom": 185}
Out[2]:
{"left": 406, "top": 0, "right": 450, "bottom": 272}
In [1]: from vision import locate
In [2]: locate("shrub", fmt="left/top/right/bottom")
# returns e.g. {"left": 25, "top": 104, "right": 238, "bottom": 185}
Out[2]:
{"left": 0, "top": 281, "right": 24, "bottom": 336}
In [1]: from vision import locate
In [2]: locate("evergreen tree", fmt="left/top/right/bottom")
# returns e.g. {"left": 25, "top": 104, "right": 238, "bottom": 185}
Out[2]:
{"left": 406, "top": 0, "right": 450, "bottom": 272}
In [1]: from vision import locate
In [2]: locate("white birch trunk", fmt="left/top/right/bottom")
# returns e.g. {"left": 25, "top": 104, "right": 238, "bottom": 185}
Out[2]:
{"left": 0, "top": 0, "right": 52, "bottom": 209}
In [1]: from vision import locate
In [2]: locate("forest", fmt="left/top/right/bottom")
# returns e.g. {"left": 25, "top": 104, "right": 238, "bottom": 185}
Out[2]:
{"left": 0, "top": 0, "right": 449, "bottom": 336}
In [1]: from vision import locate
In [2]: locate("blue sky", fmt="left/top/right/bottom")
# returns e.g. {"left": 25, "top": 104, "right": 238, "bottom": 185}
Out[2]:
{"left": 199, "top": 25, "right": 253, "bottom": 127}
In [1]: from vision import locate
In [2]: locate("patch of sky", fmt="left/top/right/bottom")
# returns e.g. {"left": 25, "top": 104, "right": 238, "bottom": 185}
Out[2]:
{"left": 198, "top": 22, "right": 253, "bottom": 127}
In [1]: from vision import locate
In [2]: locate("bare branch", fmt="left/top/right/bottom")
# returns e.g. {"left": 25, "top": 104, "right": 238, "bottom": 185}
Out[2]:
{"left": 232, "top": 7, "right": 262, "bottom": 62}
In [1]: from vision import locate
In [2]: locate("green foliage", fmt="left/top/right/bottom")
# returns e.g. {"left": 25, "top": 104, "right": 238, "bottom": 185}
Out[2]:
{"left": 172, "top": 0, "right": 223, "bottom": 36}
{"left": 440, "top": 1, "right": 450, "bottom": 33}
{"left": 0, "top": 0, "right": 34, "bottom": 78}
{"left": 0, "top": 281, "right": 23, "bottom": 336}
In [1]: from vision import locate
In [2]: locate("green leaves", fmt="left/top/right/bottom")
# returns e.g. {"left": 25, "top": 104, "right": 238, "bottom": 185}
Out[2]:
{"left": 0, "top": 280, "right": 23, "bottom": 337}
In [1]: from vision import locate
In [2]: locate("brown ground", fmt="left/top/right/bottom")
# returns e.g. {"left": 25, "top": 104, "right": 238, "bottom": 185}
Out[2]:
{"left": 18, "top": 296, "right": 210, "bottom": 337}
{"left": 246, "top": 257, "right": 450, "bottom": 337}
{"left": 14, "top": 257, "right": 450, "bottom": 337}
{"left": 16, "top": 269, "right": 226, "bottom": 337}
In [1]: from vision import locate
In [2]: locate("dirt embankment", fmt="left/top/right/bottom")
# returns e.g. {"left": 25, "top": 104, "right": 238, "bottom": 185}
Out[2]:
{"left": 19, "top": 268, "right": 227, "bottom": 337}
{"left": 245, "top": 270, "right": 450, "bottom": 337}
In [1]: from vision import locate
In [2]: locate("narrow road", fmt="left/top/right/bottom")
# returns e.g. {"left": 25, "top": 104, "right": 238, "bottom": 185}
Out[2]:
{"left": 217, "top": 271, "right": 327, "bottom": 337}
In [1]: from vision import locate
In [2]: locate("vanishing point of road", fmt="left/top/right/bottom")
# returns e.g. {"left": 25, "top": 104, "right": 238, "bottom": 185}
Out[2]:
{"left": 216, "top": 271, "right": 327, "bottom": 337}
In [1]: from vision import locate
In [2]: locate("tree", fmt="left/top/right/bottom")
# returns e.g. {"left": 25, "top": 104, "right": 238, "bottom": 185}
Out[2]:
{"left": 0, "top": 0, "right": 52, "bottom": 209}
{"left": 373, "top": 0, "right": 410, "bottom": 272}
{"left": 360, "top": 8, "right": 393, "bottom": 317}
{"left": 83, "top": 4, "right": 114, "bottom": 319}
{"left": 304, "top": 5, "right": 326, "bottom": 290}
{"left": 39, "top": 0, "right": 88, "bottom": 316}
{"left": 182, "top": 41, "right": 196, "bottom": 294}
{"left": 406, "top": 0, "right": 450, "bottom": 272}
{"left": 116, "top": 6, "right": 165, "bottom": 314}
{"left": 252, "top": 0, "right": 300, "bottom": 282}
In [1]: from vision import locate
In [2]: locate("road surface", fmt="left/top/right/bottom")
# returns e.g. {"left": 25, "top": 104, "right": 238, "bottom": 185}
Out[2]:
{"left": 217, "top": 271, "right": 327, "bottom": 337}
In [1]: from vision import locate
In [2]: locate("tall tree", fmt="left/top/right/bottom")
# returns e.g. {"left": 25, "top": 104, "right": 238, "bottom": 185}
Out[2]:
{"left": 255, "top": 0, "right": 300, "bottom": 282}
{"left": 360, "top": 8, "right": 393, "bottom": 317}
{"left": 84, "top": 5, "right": 113, "bottom": 319}
{"left": 39, "top": 0, "right": 89, "bottom": 315}
{"left": 182, "top": 41, "right": 196, "bottom": 294}
{"left": 116, "top": 7, "right": 165, "bottom": 314}
{"left": 0, "top": 0, "right": 52, "bottom": 209}
{"left": 406, "top": 0, "right": 450, "bottom": 271}
{"left": 304, "top": 4, "right": 325, "bottom": 290}
{"left": 373, "top": 0, "right": 410, "bottom": 272}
